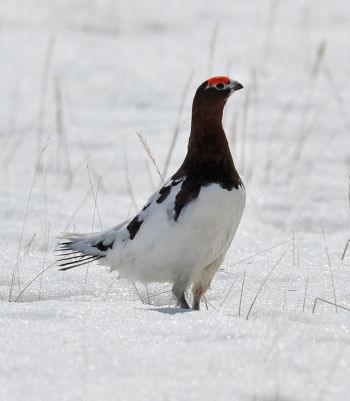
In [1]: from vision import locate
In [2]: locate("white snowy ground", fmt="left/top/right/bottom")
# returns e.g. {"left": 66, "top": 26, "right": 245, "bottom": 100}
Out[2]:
{"left": 0, "top": 1, "right": 349, "bottom": 400}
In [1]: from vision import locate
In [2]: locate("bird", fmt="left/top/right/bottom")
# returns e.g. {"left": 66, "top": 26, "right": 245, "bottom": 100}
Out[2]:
{"left": 56, "top": 76, "right": 246, "bottom": 310}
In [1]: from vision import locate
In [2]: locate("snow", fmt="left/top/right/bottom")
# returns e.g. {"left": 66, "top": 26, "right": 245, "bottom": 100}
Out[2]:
{"left": 0, "top": 0, "right": 349, "bottom": 400}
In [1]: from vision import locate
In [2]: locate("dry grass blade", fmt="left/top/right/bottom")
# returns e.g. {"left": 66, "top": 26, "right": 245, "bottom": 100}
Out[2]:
{"left": 24, "top": 233, "right": 36, "bottom": 254}
{"left": 131, "top": 282, "right": 143, "bottom": 303}
{"left": 162, "top": 71, "right": 193, "bottom": 180}
{"left": 321, "top": 224, "right": 337, "bottom": 313}
{"left": 219, "top": 273, "right": 239, "bottom": 309}
{"left": 139, "top": 289, "right": 172, "bottom": 304}
{"left": 64, "top": 189, "right": 92, "bottom": 231}
{"left": 226, "top": 238, "right": 291, "bottom": 269}
{"left": 55, "top": 74, "right": 73, "bottom": 189}
{"left": 297, "top": 247, "right": 300, "bottom": 270}
{"left": 38, "top": 223, "right": 50, "bottom": 300}
{"left": 55, "top": 75, "right": 63, "bottom": 132}
{"left": 263, "top": 85, "right": 306, "bottom": 183}
{"left": 103, "top": 280, "right": 116, "bottom": 302}
{"left": 14, "top": 261, "right": 56, "bottom": 302}
{"left": 137, "top": 131, "right": 164, "bottom": 183}
{"left": 239, "top": 269, "right": 246, "bottom": 316}
{"left": 292, "top": 228, "right": 295, "bottom": 265}
{"left": 145, "top": 285, "right": 150, "bottom": 304}
{"left": 83, "top": 171, "right": 103, "bottom": 294}
{"left": 259, "top": 0, "right": 280, "bottom": 67}
{"left": 144, "top": 160, "right": 156, "bottom": 190}
{"left": 168, "top": 295, "right": 174, "bottom": 307}
{"left": 124, "top": 148, "right": 138, "bottom": 213}
{"left": 341, "top": 174, "right": 350, "bottom": 259}
{"left": 9, "top": 142, "right": 50, "bottom": 302}
{"left": 87, "top": 165, "right": 103, "bottom": 231}
{"left": 311, "top": 40, "right": 327, "bottom": 79}
{"left": 205, "top": 297, "right": 218, "bottom": 311}
{"left": 290, "top": 40, "right": 327, "bottom": 169}
{"left": 267, "top": 0, "right": 280, "bottom": 31}
{"left": 246, "top": 250, "right": 287, "bottom": 320}
{"left": 325, "top": 67, "right": 350, "bottom": 132}
{"left": 203, "top": 295, "right": 209, "bottom": 310}
{"left": 302, "top": 273, "right": 309, "bottom": 312}
{"left": 37, "top": 35, "right": 55, "bottom": 161}
{"left": 342, "top": 239, "right": 350, "bottom": 260}
{"left": 312, "top": 297, "right": 350, "bottom": 314}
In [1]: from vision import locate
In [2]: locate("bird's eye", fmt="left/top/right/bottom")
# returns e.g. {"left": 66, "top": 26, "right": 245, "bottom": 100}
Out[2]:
{"left": 215, "top": 83, "right": 225, "bottom": 90}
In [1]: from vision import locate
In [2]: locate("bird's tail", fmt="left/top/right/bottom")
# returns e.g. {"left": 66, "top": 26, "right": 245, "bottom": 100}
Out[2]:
{"left": 56, "top": 232, "right": 109, "bottom": 271}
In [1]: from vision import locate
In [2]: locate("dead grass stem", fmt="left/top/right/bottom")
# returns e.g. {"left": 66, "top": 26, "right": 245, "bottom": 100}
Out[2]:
{"left": 55, "top": 74, "right": 73, "bottom": 189}
{"left": 37, "top": 35, "right": 55, "bottom": 163}
{"left": 239, "top": 269, "right": 246, "bottom": 316}
{"left": 341, "top": 173, "right": 350, "bottom": 259}
{"left": 321, "top": 224, "right": 337, "bottom": 313}
{"left": 246, "top": 250, "right": 287, "bottom": 320}
{"left": 302, "top": 273, "right": 309, "bottom": 312}
{"left": 225, "top": 238, "right": 291, "bottom": 270}
{"left": 38, "top": 223, "right": 50, "bottom": 300}
{"left": 14, "top": 262, "right": 56, "bottom": 302}
{"left": 137, "top": 132, "right": 164, "bottom": 184}
{"left": 219, "top": 272, "right": 239, "bottom": 309}
{"left": 124, "top": 148, "right": 138, "bottom": 213}
{"left": 64, "top": 189, "right": 91, "bottom": 231}
{"left": 312, "top": 298, "right": 350, "bottom": 314}
{"left": 9, "top": 142, "right": 49, "bottom": 302}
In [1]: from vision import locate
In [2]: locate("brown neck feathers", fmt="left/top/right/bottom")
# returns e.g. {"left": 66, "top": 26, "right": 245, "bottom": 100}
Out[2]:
{"left": 173, "top": 94, "right": 243, "bottom": 190}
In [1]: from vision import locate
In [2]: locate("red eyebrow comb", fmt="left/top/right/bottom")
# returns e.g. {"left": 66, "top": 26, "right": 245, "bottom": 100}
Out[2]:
{"left": 208, "top": 76, "right": 230, "bottom": 86}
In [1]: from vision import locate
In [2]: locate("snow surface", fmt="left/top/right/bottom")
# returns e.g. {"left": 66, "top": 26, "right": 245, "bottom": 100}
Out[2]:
{"left": 0, "top": 1, "right": 349, "bottom": 400}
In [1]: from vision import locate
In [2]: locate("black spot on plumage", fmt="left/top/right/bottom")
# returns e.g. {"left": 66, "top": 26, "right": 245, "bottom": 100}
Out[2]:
{"left": 127, "top": 216, "right": 143, "bottom": 240}
{"left": 156, "top": 185, "right": 171, "bottom": 204}
{"left": 142, "top": 202, "right": 151, "bottom": 211}
{"left": 173, "top": 178, "right": 201, "bottom": 221}
{"left": 95, "top": 240, "right": 114, "bottom": 251}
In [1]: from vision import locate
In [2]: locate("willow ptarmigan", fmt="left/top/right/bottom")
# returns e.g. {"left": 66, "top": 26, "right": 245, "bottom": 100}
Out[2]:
{"left": 57, "top": 76, "right": 245, "bottom": 310}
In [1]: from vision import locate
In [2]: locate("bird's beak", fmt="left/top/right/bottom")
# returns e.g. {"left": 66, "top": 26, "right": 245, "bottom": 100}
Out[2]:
{"left": 229, "top": 80, "right": 244, "bottom": 92}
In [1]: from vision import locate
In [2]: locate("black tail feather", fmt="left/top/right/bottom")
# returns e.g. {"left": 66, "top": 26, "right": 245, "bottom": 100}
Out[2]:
{"left": 58, "top": 254, "right": 101, "bottom": 267}
{"left": 58, "top": 255, "right": 104, "bottom": 271}
{"left": 56, "top": 234, "right": 107, "bottom": 271}
{"left": 57, "top": 254, "right": 95, "bottom": 262}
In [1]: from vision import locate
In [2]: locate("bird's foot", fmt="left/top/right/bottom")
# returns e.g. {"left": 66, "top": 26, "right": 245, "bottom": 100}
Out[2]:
{"left": 178, "top": 294, "right": 190, "bottom": 309}
{"left": 192, "top": 301, "right": 200, "bottom": 310}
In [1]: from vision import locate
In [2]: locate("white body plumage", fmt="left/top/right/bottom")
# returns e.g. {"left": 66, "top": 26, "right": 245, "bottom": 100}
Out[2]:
{"left": 110, "top": 182, "right": 245, "bottom": 284}
{"left": 62, "top": 181, "right": 245, "bottom": 287}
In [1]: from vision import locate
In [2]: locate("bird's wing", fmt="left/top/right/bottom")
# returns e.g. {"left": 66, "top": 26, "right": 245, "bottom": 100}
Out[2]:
{"left": 56, "top": 177, "right": 184, "bottom": 270}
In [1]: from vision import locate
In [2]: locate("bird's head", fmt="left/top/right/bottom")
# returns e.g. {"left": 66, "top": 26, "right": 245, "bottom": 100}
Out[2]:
{"left": 193, "top": 76, "right": 243, "bottom": 111}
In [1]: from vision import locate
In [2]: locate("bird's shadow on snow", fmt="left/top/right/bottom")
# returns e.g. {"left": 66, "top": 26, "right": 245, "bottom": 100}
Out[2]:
{"left": 148, "top": 307, "right": 192, "bottom": 315}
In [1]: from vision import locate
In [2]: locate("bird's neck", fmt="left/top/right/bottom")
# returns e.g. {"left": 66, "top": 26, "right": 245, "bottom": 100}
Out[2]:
{"left": 186, "top": 106, "right": 231, "bottom": 163}
{"left": 172, "top": 101, "right": 243, "bottom": 189}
